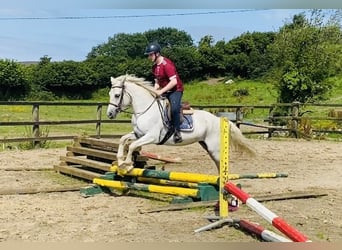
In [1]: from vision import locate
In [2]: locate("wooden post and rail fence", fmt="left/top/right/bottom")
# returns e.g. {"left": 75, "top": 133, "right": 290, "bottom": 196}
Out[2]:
{"left": 0, "top": 101, "right": 341, "bottom": 146}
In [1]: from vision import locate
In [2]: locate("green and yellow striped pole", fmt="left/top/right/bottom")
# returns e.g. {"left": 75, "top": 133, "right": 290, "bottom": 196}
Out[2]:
{"left": 109, "top": 165, "right": 219, "bottom": 185}
{"left": 137, "top": 177, "right": 199, "bottom": 188}
{"left": 219, "top": 117, "right": 230, "bottom": 218}
{"left": 93, "top": 178, "right": 200, "bottom": 198}
{"left": 110, "top": 165, "right": 288, "bottom": 182}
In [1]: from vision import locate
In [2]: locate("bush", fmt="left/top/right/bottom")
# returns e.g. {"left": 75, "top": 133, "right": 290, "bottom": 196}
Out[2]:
{"left": 232, "top": 88, "right": 249, "bottom": 97}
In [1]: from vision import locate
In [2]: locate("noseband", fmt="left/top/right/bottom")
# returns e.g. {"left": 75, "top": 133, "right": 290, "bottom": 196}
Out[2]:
{"left": 108, "top": 77, "right": 129, "bottom": 113}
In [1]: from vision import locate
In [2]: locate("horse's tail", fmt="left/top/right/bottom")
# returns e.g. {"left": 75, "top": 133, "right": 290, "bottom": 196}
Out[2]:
{"left": 229, "top": 123, "right": 256, "bottom": 157}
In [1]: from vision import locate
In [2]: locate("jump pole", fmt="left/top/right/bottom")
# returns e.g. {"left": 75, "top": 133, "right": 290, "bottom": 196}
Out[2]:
{"left": 109, "top": 165, "right": 219, "bottom": 185}
{"left": 225, "top": 182, "right": 311, "bottom": 242}
{"left": 110, "top": 165, "right": 287, "bottom": 183}
{"left": 93, "top": 178, "right": 200, "bottom": 198}
{"left": 238, "top": 219, "right": 292, "bottom": 242}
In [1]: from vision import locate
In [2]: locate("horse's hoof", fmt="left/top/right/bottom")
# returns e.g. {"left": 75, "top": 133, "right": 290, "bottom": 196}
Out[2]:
{"left": 117, "top": 163, "right": 134, "bottom": 176}
{"left": 125, "top": 164, "right": 134, "bottom": 172}
{"left": 117, "top": 167, "right": 127, "bottom": 176}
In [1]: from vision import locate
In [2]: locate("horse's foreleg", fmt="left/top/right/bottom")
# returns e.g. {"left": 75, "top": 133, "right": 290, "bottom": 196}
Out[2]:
{"left": 117, "top": 132, "right": 136, "bottom": 167}
{"left": 121, "top": 135, "right": 155, "bottom": 172}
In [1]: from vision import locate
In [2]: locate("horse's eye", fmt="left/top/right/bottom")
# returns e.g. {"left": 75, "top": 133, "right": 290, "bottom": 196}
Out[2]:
{"left": 114, "top": 94, "right": 120, "bottom": 98}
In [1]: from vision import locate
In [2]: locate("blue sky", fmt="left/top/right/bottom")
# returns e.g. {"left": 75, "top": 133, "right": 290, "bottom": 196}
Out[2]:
{"left": 0, "top": 0, "right": 340, "bottom": 62}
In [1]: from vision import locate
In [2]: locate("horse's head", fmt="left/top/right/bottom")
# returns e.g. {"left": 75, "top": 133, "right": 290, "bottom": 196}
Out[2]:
{"left": 107, "top": 76, "right": 131, "bottom": 119}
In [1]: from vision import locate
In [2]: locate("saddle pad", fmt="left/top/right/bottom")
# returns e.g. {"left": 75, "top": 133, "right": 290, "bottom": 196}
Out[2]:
{"left": 179, "top": 114, "right": 194, "bottom": 132}
{"left": 163, "top": 109, "right": 194, "bottom": 132}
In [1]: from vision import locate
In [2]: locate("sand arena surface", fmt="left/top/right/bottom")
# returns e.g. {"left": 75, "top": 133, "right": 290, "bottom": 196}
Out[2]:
{"left": 0, "top": 139, "right": 341, "bottom": 242}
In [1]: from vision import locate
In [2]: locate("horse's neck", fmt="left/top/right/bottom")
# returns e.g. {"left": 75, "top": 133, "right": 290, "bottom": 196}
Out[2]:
{"left": 127, "top": 83, "right": 160, "bottom": 115}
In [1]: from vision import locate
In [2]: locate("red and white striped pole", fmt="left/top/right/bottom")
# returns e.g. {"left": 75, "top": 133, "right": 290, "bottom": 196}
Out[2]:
{"left": 238, "top": 219, "right": 292, "bottom": 242}
{"left": 225, "top": 182, "right": 311, "bottom": 242}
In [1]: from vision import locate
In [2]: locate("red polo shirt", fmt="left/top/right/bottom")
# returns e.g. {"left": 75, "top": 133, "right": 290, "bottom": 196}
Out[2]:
{"left": 152, "top": 57, "right": 184, "bottom": 92}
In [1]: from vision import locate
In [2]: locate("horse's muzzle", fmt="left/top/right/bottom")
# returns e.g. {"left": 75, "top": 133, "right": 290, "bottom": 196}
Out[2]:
{"left": 107, "top": 111, "right": 114, "bottom": 119}
{"left": 107, "top": 108, "right": 118, "bottom": 119}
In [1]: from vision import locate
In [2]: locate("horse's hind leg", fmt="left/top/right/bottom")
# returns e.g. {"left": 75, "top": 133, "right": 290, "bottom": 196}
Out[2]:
{"left": 198, "top": 141, "right": 220, "bottom": 171}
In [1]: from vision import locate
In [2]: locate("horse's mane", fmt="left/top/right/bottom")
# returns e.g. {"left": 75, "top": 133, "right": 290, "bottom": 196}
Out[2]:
{"left": 115, "top": 74, "right": 158, "bottom": 97}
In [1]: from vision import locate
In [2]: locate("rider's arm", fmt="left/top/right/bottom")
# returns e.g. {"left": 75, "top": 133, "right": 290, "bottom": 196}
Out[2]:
{"left": 154, "top": 79, "right": 160, "bottom": 90}
{"left": 157, "top": 77, "right": 177, "bottom": 96}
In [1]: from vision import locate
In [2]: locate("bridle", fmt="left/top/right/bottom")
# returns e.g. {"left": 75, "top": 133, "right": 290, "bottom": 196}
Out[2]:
{"left": 108, "top": 77, "right": 130, "bottom": 114}
{"left": 108, "top": 77, "right": 160, "bottom": 116}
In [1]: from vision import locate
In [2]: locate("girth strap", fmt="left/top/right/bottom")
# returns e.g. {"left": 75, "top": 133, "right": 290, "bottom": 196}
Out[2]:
{"left": 157, "top": 129, "right": 174, "bottom": 145}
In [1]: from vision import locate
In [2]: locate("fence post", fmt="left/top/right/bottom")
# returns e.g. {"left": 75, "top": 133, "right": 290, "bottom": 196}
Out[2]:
{"left": 291, "top": 102, "right": 300, "bottom": 138}
{"left": 32, "top": 104, "right": 40, "bottom": 148}
{"left": 268, "top": 105, "right": 275, "bottom": 138}
{"left": 236, "top": 107, "right": 242, "bottom": 128}
{"left": 96, "top": 104, "right": 102, "bottom": 138}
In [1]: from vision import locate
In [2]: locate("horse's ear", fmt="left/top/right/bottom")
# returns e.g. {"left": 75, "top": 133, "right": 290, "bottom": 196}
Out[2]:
{"left": 110, "top": 76, "right": 115, "bottom": 81}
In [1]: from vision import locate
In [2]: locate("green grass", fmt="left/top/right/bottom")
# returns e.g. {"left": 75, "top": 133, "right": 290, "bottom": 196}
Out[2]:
{"left": 185, "top": 77, "right": 342, "bottom": 135}
{"left": 326, "top": 75, "right": 342, "bottom": 104}
{"left": 2, "top": 99, "right": 141, "bottom": 150}
{"left": 183, "top": 79, "right": 279, "bottom": 122}
{"left": 0, "top": 75, "right": 341, "bottom": 148}
{"left": 0, "top": 103, "right": 132, "bottom": 149}
{"left": 183, "top": 79, "right": 278, "bottom": 105}
{"left": 185, "top": 75, "right": 342, "bottom": 105}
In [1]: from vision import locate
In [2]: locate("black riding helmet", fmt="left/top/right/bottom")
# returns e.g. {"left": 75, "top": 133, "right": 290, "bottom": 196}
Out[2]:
{"left": 144, "top": 42, "right": 161, "bottom": 55}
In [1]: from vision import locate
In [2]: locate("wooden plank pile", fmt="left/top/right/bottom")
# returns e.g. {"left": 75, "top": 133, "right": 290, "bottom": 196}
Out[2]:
{"left": 54, "top": 137, "right": 219, "bottom": 201}
{"left": 54, "top": 137, "right": 148, "bottom": 181}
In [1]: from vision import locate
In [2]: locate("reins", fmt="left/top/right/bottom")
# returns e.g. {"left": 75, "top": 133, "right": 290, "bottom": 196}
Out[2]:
{"left": 108, "top": 77, "right": 163, "bottom": 117}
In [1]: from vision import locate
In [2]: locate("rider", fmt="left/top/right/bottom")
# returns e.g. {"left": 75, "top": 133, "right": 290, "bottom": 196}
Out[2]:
{"left": 144, "top": 42, "right": 183, "bottom": 143}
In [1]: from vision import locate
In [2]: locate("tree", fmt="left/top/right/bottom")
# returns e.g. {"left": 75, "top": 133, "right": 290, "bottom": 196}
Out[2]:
{"left": 269, "top": 10, "right": 342, "bottom": 103}
{"left": 163, "top": 46, "right": 203, "bottom": 82}
{"left": 86, "top": 27, "right": 196, "bottom": 83}
{"left": 197, "top": 35, "right": 226, "bottom": 78}
{"left": 32, "top": 59, "right": 96, "bottom": 99}
{"left": 85, "top": 55, "right": 126, "bottom": 89}
{"left": 144, "top": 27, "right": 193, "bottom": 48}
{"left": 87, "top": 33, "right": 148, "bottom": 60}
{"left": 144, "top": 27, "right": 196, "bottom": 81}
{"left": 224, "top": 31, "right": 276, "bottom": 79}
{"left": 0, "top": 59, "right": 29, "bottom": 100}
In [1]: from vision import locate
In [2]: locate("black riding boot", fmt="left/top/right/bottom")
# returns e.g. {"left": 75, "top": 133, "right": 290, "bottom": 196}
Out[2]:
{"left": 173, "top": 130, "right": 182, "bottom": 143}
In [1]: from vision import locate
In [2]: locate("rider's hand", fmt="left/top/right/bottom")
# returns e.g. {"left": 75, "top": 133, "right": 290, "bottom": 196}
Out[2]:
{"left": 155, "top": 90, "right": 163, "bottom": 97}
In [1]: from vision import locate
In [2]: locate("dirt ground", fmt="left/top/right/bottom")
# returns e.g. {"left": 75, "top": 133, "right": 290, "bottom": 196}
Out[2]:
{"left": 0, "top": 138, "right": 341, "bottom": 242}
